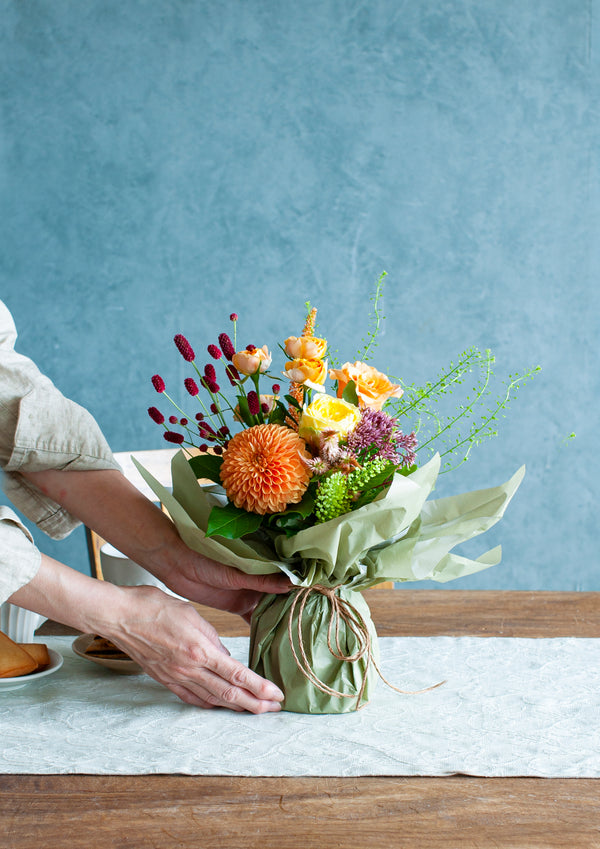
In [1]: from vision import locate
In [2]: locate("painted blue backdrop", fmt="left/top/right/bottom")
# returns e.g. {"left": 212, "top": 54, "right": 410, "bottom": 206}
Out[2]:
{"left": 0, "top": 0, "right": 597, "bottom": 589}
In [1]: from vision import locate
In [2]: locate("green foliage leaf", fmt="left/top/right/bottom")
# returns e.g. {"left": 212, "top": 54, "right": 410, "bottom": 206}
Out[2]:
{"left": 266, "top": 490, "right": 316, "bottom": 535}
{"left": 236, "top": 394, "right": 254, "bottom": 426}
{"left": 341, "top": 379, "right": 359, "bottom": 406}
{"left": 205, "top": 504, "right": 263, "bottom": 539}
{"left": 284, "top": 394, "right": 302, "bottom": 411}
{"left": 188, "top": 454, "right": 223, "bottom": 483}
{"left": 351, "top": 463, "right": 396, "bottom": 509}
{"left": 268, "top": 401, "right": 288, "bottom": 425}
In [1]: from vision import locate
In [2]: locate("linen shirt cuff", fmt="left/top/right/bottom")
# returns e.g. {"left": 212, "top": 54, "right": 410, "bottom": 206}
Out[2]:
{"left": 0, "top": 507, "right": 42, "bottom": 604}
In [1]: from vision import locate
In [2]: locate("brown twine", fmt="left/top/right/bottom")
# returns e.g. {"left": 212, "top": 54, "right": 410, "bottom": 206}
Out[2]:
{"left": 287, "top": 585, "right": 446, "bottom": 711}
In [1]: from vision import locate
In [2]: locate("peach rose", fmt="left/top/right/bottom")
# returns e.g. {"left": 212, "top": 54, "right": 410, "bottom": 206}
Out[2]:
{"left": 329, "top": 361, "right": 403, "bottom": 411}
{"left": 284, "top": 335, "right": 328, "bottom": 360}
{"left": 232, "top": 345, "right": 272, "bottom": 375}
{"left": 285, "top": 357, "right": 327, "bottom": 386}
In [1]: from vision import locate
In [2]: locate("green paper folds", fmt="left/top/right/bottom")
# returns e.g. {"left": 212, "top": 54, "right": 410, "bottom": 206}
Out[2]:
{"left": 132, "top": 451, "right": 524, "bottom": 713}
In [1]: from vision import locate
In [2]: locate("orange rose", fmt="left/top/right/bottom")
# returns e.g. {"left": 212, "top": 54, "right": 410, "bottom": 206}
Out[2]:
{"left": 328, "top": 361, "right": 403, "bottom": 410}
{"left": 232, "top": 345, "right": 272, "bottom": 375}
{"left": 284, "top": 335, "right": 328, "bottom": 360}
{"left": 285, "top": 357, "right": 327, "bottom": 386}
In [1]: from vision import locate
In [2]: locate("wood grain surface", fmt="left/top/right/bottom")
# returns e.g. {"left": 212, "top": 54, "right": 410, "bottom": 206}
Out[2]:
{"left": 7, "top": 590, "right": 600, "bottom": 849}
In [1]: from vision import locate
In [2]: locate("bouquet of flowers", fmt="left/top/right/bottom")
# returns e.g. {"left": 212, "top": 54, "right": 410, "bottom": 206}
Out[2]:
{"left": 138, "top": 277, "right": 535, "bottom": 713}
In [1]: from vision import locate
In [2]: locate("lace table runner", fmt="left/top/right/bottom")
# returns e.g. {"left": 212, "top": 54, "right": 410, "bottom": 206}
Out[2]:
{"left": 1, "top": 636, "right": 599, "bottom": 776}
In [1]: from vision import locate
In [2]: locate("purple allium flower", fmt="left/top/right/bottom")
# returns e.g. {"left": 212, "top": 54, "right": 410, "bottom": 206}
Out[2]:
{"left": 163, "top": 431, "right": 184, "bottom": 444}
{"left": 395, "top": 431, "right": 418, "bottom": 468}
{"left": 199, "top": 443, "right": 208, "bottom": 452}
{"left": 210, "top": 403, "right": 219, "bottom": 414}
{"left": 151, "top": 374, "right": 165, "bottom": 393}
{"left": 247, "top": 390, "right": 260, "bottom": 415}
{"left": 207, "top": 344, "right": 222, "bottom": 360}
{"left": 174, "top": 334, "right": 195, "bottom": 362}
{"left": 204, "top": 364, "right": 217, "bottom": 382}
{"left": 225, "top": 364, "right": 240, "bottom": 386}
{"left": 180, "top": 418, "right": 188, "bottom": 426}
{"left": 229, "top": 313, "right": 238, "bottom": 322}
{"left": 195, "top": 412, "right": 204, "bottom": 421}
{"left": 147, "top": 406, "right": 164, "bottom": 425}
{"left": 213, "top": 445, "right": 223, "bottom": 456}
{"left": 218, "top": 425, "right": 230, "bottom": 437}
{"left": 169, "top": 415, "right": 178, "bottom": 424}
{"left": 347, "top": 408, "right": 416, "bottom": 467}
{"left": 246, "top": 343, "right": 256, "bottom": 352}
{"left": 208, "top": 380, "right": 220, "bottom": 393}
{"left": 261, "top": 403, "right": 270, "bottom": 414}
{"left": 272, "top": 383, "right": 281, "bottom": 394}
{"left": 184, "top": 378, "right": 199, "bottom": 397}
{"left": 218, "top": 333, "right": 235, "bottom": 361}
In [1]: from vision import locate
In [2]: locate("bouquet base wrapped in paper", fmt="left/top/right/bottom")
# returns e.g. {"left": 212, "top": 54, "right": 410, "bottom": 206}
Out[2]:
{"left": 135, "top": 451, "right": 524, "bottom": 715}
{"left": 250, "top": 586, "right": 379, "bottom": 714}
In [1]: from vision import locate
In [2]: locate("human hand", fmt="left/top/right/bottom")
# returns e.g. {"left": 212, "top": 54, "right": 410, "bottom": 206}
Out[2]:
{"left": 104, "top": 585, "right": 285, "bottom": 713}
{"left": 157, "top": 550, "right": 292, "bottom": 623}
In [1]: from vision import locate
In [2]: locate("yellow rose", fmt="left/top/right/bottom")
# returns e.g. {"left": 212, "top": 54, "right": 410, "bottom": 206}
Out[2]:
{"left": 298, "top": 395, "right": 361, "bottom": 445}
{"left": 232, "top": 345, "right": 272, "bottom": 375}
{"left": 284, "top": 335, "right": 328, "bottom": 360}
{"left": 328, "top": 361, "right": 403, "bottom": 411}
{"left": 285, "top": 357, "right": 327, "bottom": 386}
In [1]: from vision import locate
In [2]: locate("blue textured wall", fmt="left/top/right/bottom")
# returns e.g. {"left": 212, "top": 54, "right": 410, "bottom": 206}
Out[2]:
{"left": 1, "top": 0, "right": 597, "bottom": 589}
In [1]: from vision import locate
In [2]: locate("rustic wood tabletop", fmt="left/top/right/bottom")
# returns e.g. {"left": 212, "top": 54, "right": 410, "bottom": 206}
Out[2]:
{"left": 3, "top": 589, "right": 599, "bottom": 849}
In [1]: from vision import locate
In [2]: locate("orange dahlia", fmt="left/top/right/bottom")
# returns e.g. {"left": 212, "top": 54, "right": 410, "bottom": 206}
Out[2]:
{"left": 220, "top": 424, "right": 312, "bottom": 514}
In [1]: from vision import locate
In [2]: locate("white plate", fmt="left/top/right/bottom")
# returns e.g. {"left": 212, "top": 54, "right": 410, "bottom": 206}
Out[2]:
{"left": 0, "top": 648, "right": 63, "bottom": 692}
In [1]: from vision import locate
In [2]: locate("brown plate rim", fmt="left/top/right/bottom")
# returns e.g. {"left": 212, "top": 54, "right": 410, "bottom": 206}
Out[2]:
{"left": 72, "top": 634, "right": 142, "bottom": 674}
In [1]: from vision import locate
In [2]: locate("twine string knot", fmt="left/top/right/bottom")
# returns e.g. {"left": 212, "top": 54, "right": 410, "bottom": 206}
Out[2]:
{"left": 287, "top": 584, "right": 444, "bottom": 710}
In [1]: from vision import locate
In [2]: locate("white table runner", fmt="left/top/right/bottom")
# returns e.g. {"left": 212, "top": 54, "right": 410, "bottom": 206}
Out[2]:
{"left": 1, "top": 636, "right": 599, "bottom": 777}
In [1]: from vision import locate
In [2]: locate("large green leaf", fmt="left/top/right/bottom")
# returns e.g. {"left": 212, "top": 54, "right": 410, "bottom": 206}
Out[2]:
{"left": 188, "top": 454, "right": 223, "bottom": 483}
{"left": 205, "top": 503, "right": 263, "bottom": 539}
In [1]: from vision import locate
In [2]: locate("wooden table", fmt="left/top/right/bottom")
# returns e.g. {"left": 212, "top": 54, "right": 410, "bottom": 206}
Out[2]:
{"left": 3, "top": 590, "right": 600, "bottom": 849}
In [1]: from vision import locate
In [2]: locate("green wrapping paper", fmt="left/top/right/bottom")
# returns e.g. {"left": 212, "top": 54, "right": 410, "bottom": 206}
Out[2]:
{"left": 249, "top": 587, "right": 379, "bottom": 713}
{"left": 133, "top": 451, "right": 524, "bottom": 713}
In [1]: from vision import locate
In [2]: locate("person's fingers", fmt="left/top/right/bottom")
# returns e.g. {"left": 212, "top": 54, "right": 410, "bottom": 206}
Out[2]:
{"left": 150, "top": 658, "right": 282, "bottom": 713}
{"left": 167, "top": 682, "right": 244, "bottom": 711}
{"left": 207, "top": 648, "right": 284, "bottom": 704}
{"left": 187, "top": 557, "right": 293, "bottom": 595}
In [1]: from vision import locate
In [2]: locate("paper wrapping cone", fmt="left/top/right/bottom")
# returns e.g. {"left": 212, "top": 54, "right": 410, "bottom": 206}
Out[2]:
{"left": 133, "top": 452, "right": 524, "bottom": 713}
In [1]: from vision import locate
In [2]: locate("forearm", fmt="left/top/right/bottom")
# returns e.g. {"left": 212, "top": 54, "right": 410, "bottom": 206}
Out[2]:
{"left": 8, "top": 552, "right": 126, "bottom": 636}
{"left": 22, "top": 468, "right": 188, "bottom": 584}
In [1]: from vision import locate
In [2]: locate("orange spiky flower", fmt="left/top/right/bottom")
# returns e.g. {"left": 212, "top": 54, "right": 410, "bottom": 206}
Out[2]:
{"left": 287, "top": 306, "right": 319, "bottom": 429}
{"left": 220, "top": 424, "right": 311, "bottom": 514}
{"left": 302, "top": 306, "right": 317, "bottom": 337}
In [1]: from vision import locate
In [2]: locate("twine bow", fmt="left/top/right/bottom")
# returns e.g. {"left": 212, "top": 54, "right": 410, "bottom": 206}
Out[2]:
{"left": 287, "top": 585, "right": 445, "bottom": 711}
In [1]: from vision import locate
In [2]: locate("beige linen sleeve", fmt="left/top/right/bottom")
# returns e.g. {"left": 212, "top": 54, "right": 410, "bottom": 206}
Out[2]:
{"left": 0, "top": 300, "right": 121, "bottom": 539}
{"left": 0, "top": 506, "right": 42, "bottom": 603}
